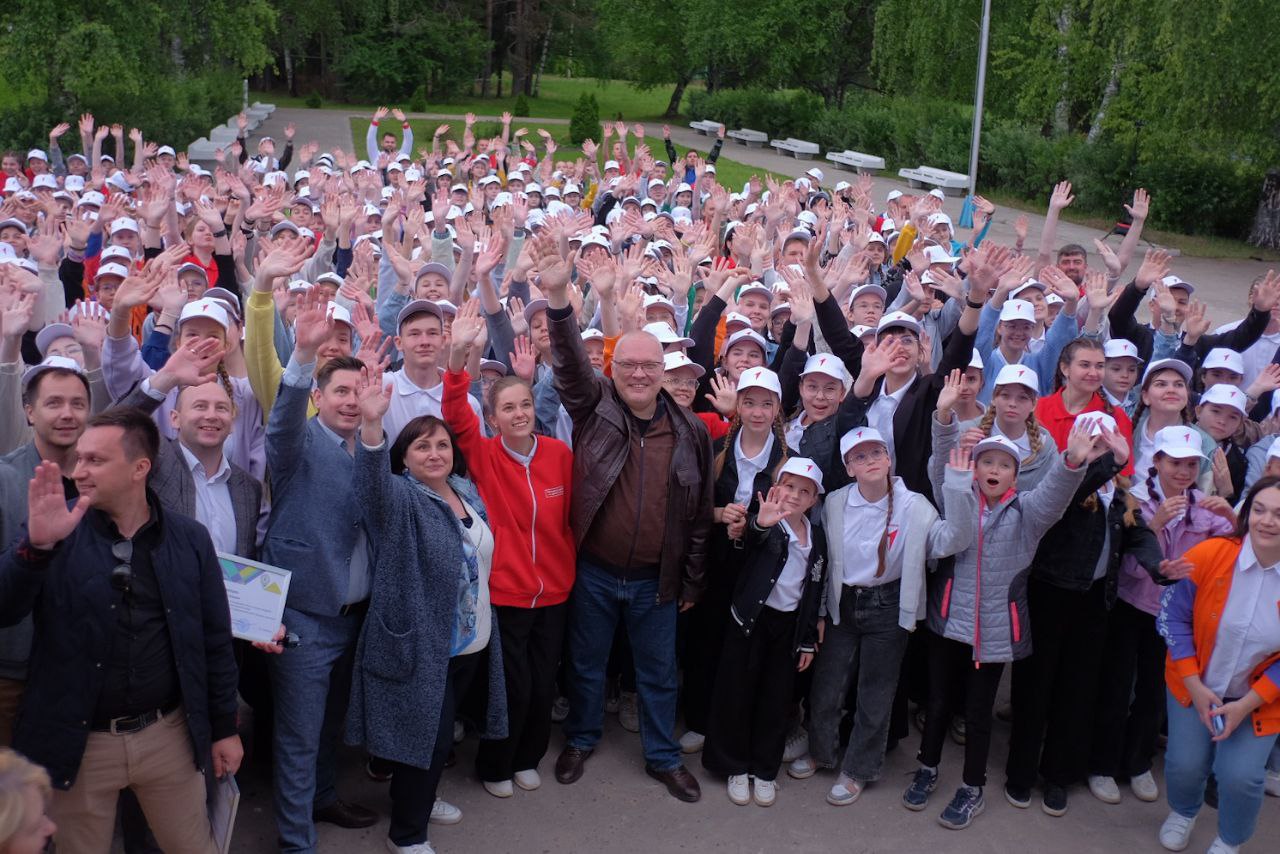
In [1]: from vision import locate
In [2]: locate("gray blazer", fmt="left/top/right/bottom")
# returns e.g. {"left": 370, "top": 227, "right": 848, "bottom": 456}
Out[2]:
{"left": 263, "top": 379, "right": 370, "bottom": 616}
{"left": 0, "top": 443, "right": 46, "bottom": 681}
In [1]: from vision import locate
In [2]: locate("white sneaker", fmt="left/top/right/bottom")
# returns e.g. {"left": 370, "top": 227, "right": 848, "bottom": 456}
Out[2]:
{"left": 618, "top": 691, "right": 640, "bottom": 733}
{"left": 679, "top": 730, "right": 705, "bottom": 754}
{"left": 429, "top": 799, "right": 462, "bottom": 825}
{"left": 1265, "top": 768, "right": 1280, "bottom": 797}
{"left": 1131, "top": 770, "right": 1160, "bottom": 802}
{"left": 787, "top": 755, "right": 817, "bottom": 780}
{"left": 1206, "top": 837, "right": 1240, "bottom": 854}
{"left": 727, "top": 774, "right": 751, "bottom": 805}
{"left": 1159, "top": 811, "right": 1196, "bottom": 851}
{"left": 826, "top": 774, "right": 863, "bottom": 806}
{"left": 782, "top": 726, "right": 809, "bottom": 763}
{"left": 453, "top": 721, "right": 464, "bottom": 743}
{"left": 514, "top": 769, "right": 541, "bottom": 791}
{"left": 1088, "top": 775, "right": 1121, "bottom": 804}
{"left": 753, "top": 777, "right": 777, "bottom": 807}
{"left": 483, "top": 779, "right": 513, "bottom": 798}
{"left": 386, "top": 839, "right": 435, "bottom": 854}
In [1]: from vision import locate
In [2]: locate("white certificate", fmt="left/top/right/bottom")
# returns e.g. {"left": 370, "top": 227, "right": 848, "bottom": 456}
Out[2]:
{"left": 218, "top": 553, "right": 291, "bottom": 644}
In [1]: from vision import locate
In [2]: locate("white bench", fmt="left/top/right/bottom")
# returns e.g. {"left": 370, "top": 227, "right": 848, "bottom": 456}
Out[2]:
{"left": 209, "top": 125, "right": 238, "bottom": 145}
{"left": 898, "top": 165, "right": 971, "bottom": 192}
{"left": 251, "top": 101, "right": 276, "bottom": 116}
{"left": 688, "top": 120, "right": 722, "bottom": 136}
{"left": 186, "top": 138, "right": 219, "bottom": 162}
{"left": 770, "top": 138, "right": 820, "bottom": 160}
{"left": 727, "top": 128, "right": 769, "bottom": 148}
{"left": 826, "top": 150, "right": 886, "bottom": 174}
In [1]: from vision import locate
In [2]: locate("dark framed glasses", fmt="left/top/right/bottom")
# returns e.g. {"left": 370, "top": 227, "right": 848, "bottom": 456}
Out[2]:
{"left": 110, "top": 539, "right": 133, "bottom": 594}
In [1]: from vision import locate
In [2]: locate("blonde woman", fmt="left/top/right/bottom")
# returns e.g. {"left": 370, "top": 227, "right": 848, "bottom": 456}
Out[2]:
{"left": 0, "top": 749, "right": 56, "bottom": 854}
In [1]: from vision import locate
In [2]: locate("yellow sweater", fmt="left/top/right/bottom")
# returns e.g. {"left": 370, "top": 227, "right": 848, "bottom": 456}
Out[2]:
{"left": 245, "top": 290, "right": 317, "bottom": 420}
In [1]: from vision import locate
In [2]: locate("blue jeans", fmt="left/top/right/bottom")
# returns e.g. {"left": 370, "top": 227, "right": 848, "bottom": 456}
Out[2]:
{"left": 1165, "top": 692, "right": 1279, "bottom": 846}
{"left": 563, "top": 560, "right": 681, "bottom": 770}
{"left": 270, "top": 606, "right": 363, "bottom": 854}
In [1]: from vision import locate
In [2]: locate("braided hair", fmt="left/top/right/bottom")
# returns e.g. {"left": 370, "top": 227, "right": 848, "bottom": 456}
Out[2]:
{"left": 713, "top": 410, "right": 790, "bottom": 479}
{"left": 1146, "top": 459, "right": 1197, "bottom": 525}
{"left": 876, "top": 470, "right": 895, "bottom": 577}
{"left": 976, "top": 399, "right": 1045, "bottom": 466}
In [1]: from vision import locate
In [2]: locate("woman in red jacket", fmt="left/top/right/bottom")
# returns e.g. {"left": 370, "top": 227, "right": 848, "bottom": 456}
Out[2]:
{"left": 443, "top": 300, "right": 576, "bottom": 799}
{"left": 1037, "top": 337, "right": 1135, "bottom": 476}
{"left": 1156, "top": 476, "right": 1280, "bottom": 854}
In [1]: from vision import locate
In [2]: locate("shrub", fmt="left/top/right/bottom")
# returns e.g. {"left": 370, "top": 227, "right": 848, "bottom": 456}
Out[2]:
{"left": 305, "top": 91, "right": 323, "bottom": 109}
{"left": 513, "top": 93, "right": 530, "bottom": 117}
{"left": 1135, "top": 137, "right": 1264, "bottom": 236}
{"left": 569, "top": 93, "right": 599, "bottom": 145}
{"left": 408, "top": 85, "right": 428, "bottom": 113}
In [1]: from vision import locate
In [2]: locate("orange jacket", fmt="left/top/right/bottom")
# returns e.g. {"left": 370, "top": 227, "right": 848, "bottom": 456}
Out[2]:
{"left": 1160, "top": 537, "right": 1280, "bottom": 737}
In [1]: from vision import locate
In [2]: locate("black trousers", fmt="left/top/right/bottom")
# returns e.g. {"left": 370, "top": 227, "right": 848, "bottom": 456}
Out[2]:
{"left": 1005, "top": 577, "right": 1109, "bottom": 789}
{"left": 383, "top": 652, "right": 480, "bottom": 847}
{"left": 702, "top": 606, "right": 798, "bottom": 781}
{"left": 1090, "top": 599, "right": 1167, "bottom": 778}
{"left": 681, "top": 575, "right": 734, "bottom": 735}
{"left": 917, "top": 631, "right": 1005, "bottom": 787}
{"left": 476, "top": 603, "right": 568, "bottom": 782}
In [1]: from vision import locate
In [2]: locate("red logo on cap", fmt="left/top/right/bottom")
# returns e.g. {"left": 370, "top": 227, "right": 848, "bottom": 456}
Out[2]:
{"left": 1185, "top": 432, "right": 1191, "bottom": 443}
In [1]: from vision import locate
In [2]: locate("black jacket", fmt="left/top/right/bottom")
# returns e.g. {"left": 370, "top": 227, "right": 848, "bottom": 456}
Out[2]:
{"left": 778, "top": 343, "right": 867, "bottom": 494}
{"left": 0, "top": 494, "right": 239, "bottom": 789}
{"left": 731, "top": 515, "right": 828, "bottom": 654}
{"left": 1108, "top": 280, "right": 1268, "bottom": 365}
{"left": 1031, "top": 454, "right": 1165, "bottom": 606}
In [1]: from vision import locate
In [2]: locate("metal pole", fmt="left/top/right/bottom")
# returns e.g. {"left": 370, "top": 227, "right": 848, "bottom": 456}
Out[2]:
{"left": 967, "top": 0, "right": 992, "bottom": 196}
{"left": 243, "top": 79, "right": 249, "bottom": 113}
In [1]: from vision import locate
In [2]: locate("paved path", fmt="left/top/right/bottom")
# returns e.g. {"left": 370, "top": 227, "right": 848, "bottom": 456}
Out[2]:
{"left": 252, "top": 107, "right": 1270, "bottom": 327}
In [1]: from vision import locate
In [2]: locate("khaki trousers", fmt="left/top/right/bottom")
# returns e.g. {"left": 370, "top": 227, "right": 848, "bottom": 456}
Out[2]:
{"left": 50, "top": 708, "right": 217, "bottom": 854}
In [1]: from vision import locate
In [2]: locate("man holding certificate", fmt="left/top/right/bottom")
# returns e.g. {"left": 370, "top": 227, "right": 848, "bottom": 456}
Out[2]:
{"left": 0, "top": 407, "right": 242, "bottom": 853}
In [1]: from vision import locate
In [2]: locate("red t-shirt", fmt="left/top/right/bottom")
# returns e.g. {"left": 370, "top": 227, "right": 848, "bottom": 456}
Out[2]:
{"left": 1035, "top": 389, "right": 1134, "bottom": 476}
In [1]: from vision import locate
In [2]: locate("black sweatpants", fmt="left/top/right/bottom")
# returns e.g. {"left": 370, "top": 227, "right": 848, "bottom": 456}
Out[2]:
{"left": 702, "top": 606, "right": 798, "bottom": 781}
{"left": 1005, "top": 576, "right": 1109, "bottom": 789}
{"left": 476, "top": 603, "right": 568, "bottom": 782}
{"left": 917, "top": 631, "right": 1005, "bottom": 787}
{"left": 1090, "top": 599, "right": 1167, "bottom": 778}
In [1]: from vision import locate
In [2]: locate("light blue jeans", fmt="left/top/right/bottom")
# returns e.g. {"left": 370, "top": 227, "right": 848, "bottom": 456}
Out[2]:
{"left": 1165, "top": 692, "right": 1279, "bottom": 846}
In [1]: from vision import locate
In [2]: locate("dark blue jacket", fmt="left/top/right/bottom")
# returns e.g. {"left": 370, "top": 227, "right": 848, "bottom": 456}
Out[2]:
{"left": 0, "top": 495, "right": 239, "bottom": 789}
{"left": 730, "top": 516, "right": 827, "bottom": 654}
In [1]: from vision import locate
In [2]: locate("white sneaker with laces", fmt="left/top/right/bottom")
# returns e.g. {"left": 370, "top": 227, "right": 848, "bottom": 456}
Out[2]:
{"left": 1264, "top": 768, "right": 1280, "bottom": 797}
{"left": 1158, "top": 811, "right": 1195, "bottom": 851}
{"left": 787, "top": 755, "right": 817, "bottom": 780}
{"left": 1088, "top": 775, "right": 1121, "bottom": 804}
{"left": 483, "top": 779, "right": 514, "bottom": 798}
{"left": 385, "top": 839, "right": 435, "bottom": 854}
{"left": 1131, "top": 770, "right": 1159, "bottom": 802}
{"left": 826, "top": 774, "right": 863, "bottom": 806}
{"left": 753, "top": 777, "right": 777, "bottom": 807}
{"left": 782, "top": 727, "right": 809, "bottom": 763}
{"left": 727, "top": 774, "right": 750, "bottom": 805}
{"left": 429, "top": 799, "right": 462, "bottom": 825}
{"left": 1206, "top": 837, "right": 1240, "bottom": 854}
{"left": 514, "top": 769, "right": 541, "bottom": 791}
{"left": 679, "top": 730, "right": 705, "bottom": 754}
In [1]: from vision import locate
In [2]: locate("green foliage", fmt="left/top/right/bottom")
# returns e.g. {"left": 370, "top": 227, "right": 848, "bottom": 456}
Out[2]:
{"left": 409, "top": 86, "right": 429, "bottom": 113}
{"left": 569, "top": 93, "right": 600, "bottom": 145}
{"left": 305, "top": 91, "right": 324, "bottom": 109}
{"left": 513, "top": 94, "right": 530, "bottom": 117}
{"left": 685, "top": 89, "right": 823, "bottom": 139}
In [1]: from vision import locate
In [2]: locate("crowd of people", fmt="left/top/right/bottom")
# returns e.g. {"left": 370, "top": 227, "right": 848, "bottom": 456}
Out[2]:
{"left": 0, "top": 106, "right": 1276, "bottom": 854}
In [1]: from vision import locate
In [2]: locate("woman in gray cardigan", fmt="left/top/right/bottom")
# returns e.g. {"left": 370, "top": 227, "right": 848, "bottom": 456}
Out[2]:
{"left": 348, "top": 367, "right": 507, "bottom": 854}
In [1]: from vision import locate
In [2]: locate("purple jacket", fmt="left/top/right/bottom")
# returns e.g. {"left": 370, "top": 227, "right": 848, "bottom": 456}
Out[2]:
{"left": 1118, "top": 488, "right": 1233, "bottom": 615}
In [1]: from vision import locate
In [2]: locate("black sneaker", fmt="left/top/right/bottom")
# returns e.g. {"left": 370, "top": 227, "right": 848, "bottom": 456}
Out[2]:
{"left": 938, "top": 785, "right": 985, "bottom": 830}
{"left": 903, "top": 766, "right": 939, "bottom": 811}
{"left": 1004, "top": 783, "right": 1031, "bottom": 808}
{"left": 1042, "top": 784, "right": 1068, "bottom": 816}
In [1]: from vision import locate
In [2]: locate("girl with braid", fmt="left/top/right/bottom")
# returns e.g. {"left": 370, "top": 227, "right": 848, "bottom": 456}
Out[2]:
{"left": 788, "top": 426, "right": 976, "bottom": 809}
{"left": 683, "top": 367, "right": 790, "bottom": 755}
{"left": 954, "top": 364, "right": 1056, "bottom": 490}
{"left": 1090, "top": 426, "right": 1236, "bottom": 806}
{"left": 1130, "top": 358, "right": 1216, "bottom": 492}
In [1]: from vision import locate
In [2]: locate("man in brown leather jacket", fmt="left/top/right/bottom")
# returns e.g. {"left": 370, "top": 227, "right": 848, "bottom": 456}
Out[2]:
{"left": 534, "top": 238, "right": 713, "bottom": 802}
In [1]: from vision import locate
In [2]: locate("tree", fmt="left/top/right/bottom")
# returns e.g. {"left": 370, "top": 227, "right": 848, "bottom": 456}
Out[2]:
{"left": 568, "top": 92, "right": 599, "bottom": 144}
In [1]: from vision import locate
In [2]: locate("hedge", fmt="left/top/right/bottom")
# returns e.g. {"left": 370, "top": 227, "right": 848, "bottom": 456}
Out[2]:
{"left": 687, "top": 88, "right": 1265, "bottom": 238}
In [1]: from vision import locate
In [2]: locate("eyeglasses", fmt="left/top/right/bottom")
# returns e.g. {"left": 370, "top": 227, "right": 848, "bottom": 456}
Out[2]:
{"left": 614, "top": 360, "right": 664, "bottom": 377}
{"left": 847, "top": 447, "right": 888, "bottom": 465}
{"left": 110, "top": 539, "right": 133, "bottom": 594}
{"left": 663, "top": 377, "right": 699, "bottom": 390}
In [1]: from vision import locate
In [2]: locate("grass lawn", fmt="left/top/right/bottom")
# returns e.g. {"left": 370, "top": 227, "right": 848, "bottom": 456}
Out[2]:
{"left": 263, "top": 74, "right": 692, "bottom": 123}
{"left": 346, "top": 117, "right": 782, "bottom": 193}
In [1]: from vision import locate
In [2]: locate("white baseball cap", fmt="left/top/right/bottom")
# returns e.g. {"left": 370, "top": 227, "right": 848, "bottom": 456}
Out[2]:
{"left": 31, "top": 174, "right": 57, "bottom": 191}
{"left": 1103, "top": 339, "right": 1142, "bottom": 362}
{"left": 722, "top": 328, "right": 768, "bottom": 357}
{"left": 603, "top": 159, "right": 620, "bottom": 171}
{"left": 928, "top": 188, "right": 946, "bottom": 200}
{"left": 736, "top": 366, "right": 782, "bottom": 397}
{"left": 770, "top": 302, "right": 792, "bottom": 318}
{"left": 1160, "top": 274, "right": 1195, "bottom": 295}
{"left": 1073, "top": 411, "right": 1118, "bottom": 437}
{"left": 805, "top": 167, "right": 824, "bottom": 183}
{"left": 34, "top": 323, "right": 75, "bottom": 357}
{"left": 522, "top": 298, "right": 549, "bottom": 324}
{"left": 922, "top": 245, "right": 959, "bottom": 265}
{"left": 108, "top": 217, "right": 140, "bottom": 236}
{"left": 1198, "top": 383, "right": 1248, "bottom": 416}
{"left": 1152, "top": 425, "right": 1205, "bottom": 460}
{"left": 736, "top": 281, "right": 773, "bottom": 304}
{"left": 479, "top": 359, "right": 508, "bottom": 376}
{"left": 973, "top": 435, "right": 1022, "bottom": 470}
{"left": 839, "top": 426, "right": 887, "bottom": 459}
{"left": 643, "top": 321, "right": 694, "bottom": 349}
{"left": 94, "top": 262, "right": 130, "bottom": 281}
{"left": 876, "top": 311, "right": 922, "bottom": 337}
{"left": 969, "top": 349, "right": 984, "bottom": 371}
{"left": 395, "top": 299, "right": 444, "bottom": 329}
{"left": 1010, "top": 280, "right": 1047, "bottom": 300}
{"left": 581, "top": 327, "right": 605, "bottom": 343}
{"left": 992, "top": 364, "right": 1039, "bottom": 394}
{"left": 1143, "top": 357, "right": 1193, "bottom": 385}
{"left": 1202, "top": 348, "right": 1245, "bottom": 375}
{"left": 926, "top": 212, "right": 953, "bottom": 229}
{"left": 886, "top": 190, "right": 903, "bottom": 203}
{"left": 325, "top": 302, "right": 356, "bottom": 331}
{"left": 724, "top": 311, "right": 752, "bottom": 330}
{"left": 998, "top": 299, "right": 1036, "bottom": 324}
{"left": 663, "top": 351, "right": 705, "bottom": 378}
{"left": 178, "top": 298, "right": 230, "bottom": 330}
{"left": 643, "top": 294, "right": 677, "bottom": 319}
{"left": 800, "top": 352, "right": 850, "bottom": 388}
{"left": 850, "top": 324, "right": 874, "bottom": 339}
{"left": 776, "top": 456, "right": 825, "bottom": 494}
{"left": 850, "top": 283, "right": 887, "bottom": 304}
{"left": 21, "top": 355, "right": 84, "bottom": 391}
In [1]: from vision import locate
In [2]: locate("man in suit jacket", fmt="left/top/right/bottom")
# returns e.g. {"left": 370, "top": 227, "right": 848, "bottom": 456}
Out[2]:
{"left": 265, "top": 293, "right": 378, "bottom": 852}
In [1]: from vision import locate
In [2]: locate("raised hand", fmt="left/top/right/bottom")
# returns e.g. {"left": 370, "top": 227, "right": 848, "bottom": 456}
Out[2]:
{"left": 755, "top": 487, "right": 788, "bottom": 528}
{"left": 26, "top": 462, "right": 90, "bottom": 549}
{"left": 48, "top": 122, "right": 70, "bottom": 142}
{"left": 704, "top": 373, "right": 737, "bottom": 416}
{"left": 510, "top": 335, "right": 537, "bottom": 382}
{"left": 292, "top": 289, "right": 334, "bottom": 360}
{"left": 1048, "top": 180, "right": 1074, "bottom": 211}
{"left": 1124, "top": 188, "right": 1150, "bottom": 222}
{"left": 391, "top": 108, "right": 406, "bottom": 122}
{"left": 448, "top": 299, "right": 485, "bottom": 368}
{"left": 1251, "top": 269, "right": 1280, "bottom": 312}
{"left": 947, "top": 445, "right": 974, "bottom": 473}
{"left": 936, "top": 368, "right": 963, "bottom": 418}
{"left": 151, "top": 337, "right": 227, "bottom": 394}
{"left": 1093, "top": 238, "right": 1122, "bottom": 277}
{"left": 1135, "top": 248, "right": 1170, "bottom": 291}
{"left": 71, "top": 300, "right": 109, "bottom": 352}
{"left": 358, "top": 364, "right": 392, "bottom": 424}
{"left": 372, "top": 106, "right": 389, "bottom": 123}
{"left": 1064, "top": 420, "right": 1098, "bottom": 467}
